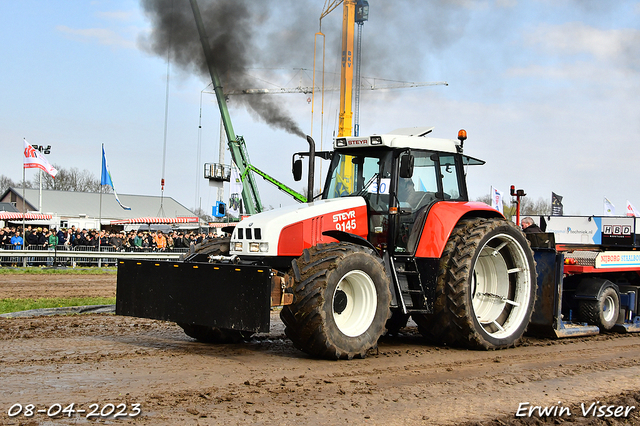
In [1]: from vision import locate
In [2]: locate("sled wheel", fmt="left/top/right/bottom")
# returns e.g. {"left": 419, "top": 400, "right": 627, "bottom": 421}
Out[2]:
{"left": 415, "top": 218, "right": 536, "bottom": 349}
{"left": 579, "top": 286, "right": 620, "bottom": 331}
{"left": 280, "top": 242, "right": 391, "bottom": 360}
{"left": 178, "top": 323, "right": 253, "bottom": 343}
{"left": 385, "top": 310, "right": 410, "bottom": 336}
{"left": 179, "top": 237, "right": 230, "bottom": 261}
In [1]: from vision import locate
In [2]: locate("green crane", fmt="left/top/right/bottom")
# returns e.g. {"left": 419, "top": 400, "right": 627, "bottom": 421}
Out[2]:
{"left": 190, "top": 0, "right": 307, "bottom": 215}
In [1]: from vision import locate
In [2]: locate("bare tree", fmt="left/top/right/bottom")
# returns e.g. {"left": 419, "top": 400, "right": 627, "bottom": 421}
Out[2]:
{"left": 32, "top": 165, "right": 105, "bottom": 193}
{"left": 0, "top": 174, "right": 33, "bottom": 194}
{"left": 519, "top": 197, "right": 551, "bottom": 216}
{"left": 476, "top": 194, "right": 550, "bottom": 218}
{"left": 192, "top": 207, "right": 213, "bottom": 222}
{"left": 0, "top": 175, "right": 18, "bottom": 195}
{"left": 475, "top": 194, "right": 492, "bottom": 206}
{"left": 301, "top": 186, "right": 322, "bottom": 201}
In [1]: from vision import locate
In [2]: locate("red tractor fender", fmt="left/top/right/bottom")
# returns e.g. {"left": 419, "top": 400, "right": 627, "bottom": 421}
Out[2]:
{"left": 414, "top": 201, "right": 503, "bottom": 259}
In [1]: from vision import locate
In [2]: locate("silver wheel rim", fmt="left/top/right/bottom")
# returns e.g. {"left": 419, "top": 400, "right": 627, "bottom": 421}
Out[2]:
{"left": 602, "top": 294, "right": 616, "bottom": 323}
{"left": 333, "top": 270, "right": 378, "bottom": 337}
{"left": 471, "top": 233, "right": 532, "bottom": 339}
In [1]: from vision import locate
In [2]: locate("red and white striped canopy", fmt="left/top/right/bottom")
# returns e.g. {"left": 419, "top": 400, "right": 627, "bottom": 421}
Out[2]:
{"left": 0, "top": 212, "right": 53, "bottom": 220}
{"left": 208, "top": 222, "right": 235, "bottom": 228}
{"left": 110, "top": 217, "right": 199, "bottom": 225}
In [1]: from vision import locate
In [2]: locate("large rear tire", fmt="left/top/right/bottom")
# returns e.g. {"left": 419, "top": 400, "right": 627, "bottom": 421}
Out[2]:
{"left": 280, "top": 242, "right": 392, "bottom": 360}
{"left": 414, "top": 218, "right": 536, "bottom": 349}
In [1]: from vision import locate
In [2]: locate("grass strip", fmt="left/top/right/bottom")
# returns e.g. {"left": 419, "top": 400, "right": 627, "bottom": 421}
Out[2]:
{"left": 0, "top": 297, "right": 116, "bottom": 314}
{"left": 0, "top": 267, "right": 116, "bottom": 275}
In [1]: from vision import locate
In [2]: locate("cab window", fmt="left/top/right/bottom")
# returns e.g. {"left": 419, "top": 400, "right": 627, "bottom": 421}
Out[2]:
{"left": 439, "top": 155, "right": 463, "bottom": 200}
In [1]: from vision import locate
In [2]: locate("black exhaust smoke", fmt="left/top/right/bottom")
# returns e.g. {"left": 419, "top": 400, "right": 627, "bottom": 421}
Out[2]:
{"left": 140, "top": 0, "right": 305, "bottom": 138}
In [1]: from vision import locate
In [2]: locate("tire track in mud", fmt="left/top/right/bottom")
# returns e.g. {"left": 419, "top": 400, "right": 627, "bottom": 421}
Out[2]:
{"left": 1, "top": 314, "right": 640, "bottom": 425}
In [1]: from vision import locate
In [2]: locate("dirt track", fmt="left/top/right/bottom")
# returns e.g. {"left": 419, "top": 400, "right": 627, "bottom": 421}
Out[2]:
{"left": 1, "top": 274, "right": 640, "bottom": 425}
{"left": 0, "top": 274, "right": 116, "bottom": 299}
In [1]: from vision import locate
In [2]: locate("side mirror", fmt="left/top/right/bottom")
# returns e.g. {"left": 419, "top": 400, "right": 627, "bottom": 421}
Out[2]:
{"left": 292, "top": 158, "right": 303, "bottom": 181}
{"left": 399, "top": 154, "right": 414, "bottom": 178}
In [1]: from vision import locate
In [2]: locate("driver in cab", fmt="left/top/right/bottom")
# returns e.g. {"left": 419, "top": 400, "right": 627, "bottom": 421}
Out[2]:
{"left": 397, "top": 178, "right": 422, "bottom": 207}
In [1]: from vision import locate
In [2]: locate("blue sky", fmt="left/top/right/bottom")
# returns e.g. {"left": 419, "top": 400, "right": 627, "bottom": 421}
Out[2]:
{"left": 1, "top": 0, "right": 639, "bottom": 216}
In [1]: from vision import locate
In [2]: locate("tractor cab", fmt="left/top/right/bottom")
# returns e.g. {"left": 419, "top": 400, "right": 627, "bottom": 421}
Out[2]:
{"left": 322, "top": 129, "right": 484, "bottom": 254}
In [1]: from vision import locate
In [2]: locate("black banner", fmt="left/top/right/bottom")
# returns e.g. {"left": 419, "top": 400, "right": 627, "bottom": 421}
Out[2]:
{"left": 551, "top": 192, "right": 563, "bottom": 216}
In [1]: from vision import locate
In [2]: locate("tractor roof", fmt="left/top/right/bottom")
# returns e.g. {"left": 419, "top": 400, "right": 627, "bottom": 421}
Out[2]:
{"left": 334, "top": 127, "right": 460, "bottom": 154}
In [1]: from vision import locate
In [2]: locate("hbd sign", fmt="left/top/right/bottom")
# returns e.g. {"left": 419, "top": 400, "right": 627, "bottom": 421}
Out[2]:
{"left": 602, "top": 225, "right": 632, "bottom": 236}
{"left": 602, "top": 221, "right": 634, "bottom": 246}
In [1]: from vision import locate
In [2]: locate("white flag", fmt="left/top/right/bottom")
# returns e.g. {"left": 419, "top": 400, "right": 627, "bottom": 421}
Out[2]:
{"left": 23, "top": 139, "right": 58, "bottom": 178}
{"left": 604, "top": 197, "right": 615, "bottom": 216}
{"left": 626, "top": 200, "right": 640, "bottom": 217}
{"left": 491, "top": 186, "right": 504, "bottom": 214}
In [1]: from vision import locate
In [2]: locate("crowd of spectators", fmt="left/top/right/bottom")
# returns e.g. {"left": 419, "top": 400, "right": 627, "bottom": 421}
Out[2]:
{"left": 0, "top": 225, "right": 225, "bottom": 252}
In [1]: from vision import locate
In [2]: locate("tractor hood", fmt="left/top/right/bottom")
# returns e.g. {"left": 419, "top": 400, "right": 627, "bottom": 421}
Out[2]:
{"left": 229, "top": 197, "right": 368, "bottom": 257}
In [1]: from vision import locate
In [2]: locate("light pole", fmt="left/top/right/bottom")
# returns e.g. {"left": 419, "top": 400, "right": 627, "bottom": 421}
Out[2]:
{"left": 31, "top": 145, "right": 51, "bottom": 211}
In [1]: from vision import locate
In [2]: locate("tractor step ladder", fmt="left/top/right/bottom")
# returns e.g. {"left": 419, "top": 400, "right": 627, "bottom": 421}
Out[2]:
{"left": 390, "top": 255, "right": 429, "bottom": 314}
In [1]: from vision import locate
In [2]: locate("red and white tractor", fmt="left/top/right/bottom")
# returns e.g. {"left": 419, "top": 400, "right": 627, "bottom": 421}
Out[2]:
{"left": 117, "top": 127, "right": 537, "bottom": 359}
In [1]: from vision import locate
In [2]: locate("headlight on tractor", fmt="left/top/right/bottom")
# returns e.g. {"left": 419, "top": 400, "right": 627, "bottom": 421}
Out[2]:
{"left": 232, "top": 242, "right": 243, "bottom": 252}
{"left": 370, "top": 135, "right": 382, "bottom": 145}
{"left": 249, "top": 242, "right": 269, "bottom": 253}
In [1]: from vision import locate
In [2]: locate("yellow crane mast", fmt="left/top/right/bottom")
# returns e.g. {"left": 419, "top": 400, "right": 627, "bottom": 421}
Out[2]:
{"left": 338, "top": 0, "right": 356, "bottom": 137}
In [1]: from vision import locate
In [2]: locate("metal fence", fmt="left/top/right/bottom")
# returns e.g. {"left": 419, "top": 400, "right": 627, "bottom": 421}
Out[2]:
{"left": 0, "top": 245, "right": 188, "bottom": 267}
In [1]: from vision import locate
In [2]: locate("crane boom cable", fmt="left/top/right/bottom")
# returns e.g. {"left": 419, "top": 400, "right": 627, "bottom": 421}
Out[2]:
{"left": 312, "top": 31, "right": 328, "bottom": 192}
{"left": 354, "top": 20, "right": 363, "bottom": 136}
{"left": 158, "top": 0, "right": 174, "bottom": 218}
{"left": 215, "top": 81, "right": 448, "bottom": 95}
{"left": 195, "top": 86, "right": 205, "bottom": 213}
{"left": 320, "top": 0, "right": 344, "bottom": 26}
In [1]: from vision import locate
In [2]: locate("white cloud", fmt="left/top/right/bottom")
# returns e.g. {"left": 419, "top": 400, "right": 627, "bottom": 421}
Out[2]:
{"left": 505, "top": 60, "right": 616, "bottom": 82}
{"left": 495, "top": 0, "right": 517, "bottom": 7}
{"left": 56, "top": 25, "right": 136, "bottom": 49}
{"left": 448, "top": 0, "right": 516, "bottom": 10}
{"left": 441, "top": 0, "right": 518, "bottom": 11}
{"left": 97, "top": 10, "right": 135, "bottom": 21}
{"left": 525, "top": 22, "right": 640, "bottom": 69}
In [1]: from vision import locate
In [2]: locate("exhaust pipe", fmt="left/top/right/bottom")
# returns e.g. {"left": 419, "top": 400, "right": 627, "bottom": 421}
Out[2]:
{"left": 306, "top": 135, "right": 316, "bottom": 202}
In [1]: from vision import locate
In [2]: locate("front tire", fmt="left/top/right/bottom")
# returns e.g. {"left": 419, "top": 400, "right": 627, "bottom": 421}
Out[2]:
{"left": 414, "top": 218, "right": 536, "bottom": 349}
{"left": 280, "top": 242, "right": 391, "bottom": 360}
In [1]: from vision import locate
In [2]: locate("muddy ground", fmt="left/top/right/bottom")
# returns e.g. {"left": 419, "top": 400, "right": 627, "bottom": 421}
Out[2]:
{"left": 0, "top": 274, "right": 116, "bottom": 299}
{"left": 1, "top": 274, "right": 640, "bottom": 425}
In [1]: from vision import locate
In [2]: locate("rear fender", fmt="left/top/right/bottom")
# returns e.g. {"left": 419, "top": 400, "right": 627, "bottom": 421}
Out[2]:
{"left": 573, "top": 277, "right": 619, "bottom": 301}
{"left": 414, "top": 202, "right": 502, "bottom": 258}
{"left": 322, "top": 229, "right": 380, "bottom": 256}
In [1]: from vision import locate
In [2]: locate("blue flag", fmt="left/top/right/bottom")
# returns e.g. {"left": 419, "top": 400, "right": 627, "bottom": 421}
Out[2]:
{"left": 101, "top": 145, "right": 131, "bottom": 210}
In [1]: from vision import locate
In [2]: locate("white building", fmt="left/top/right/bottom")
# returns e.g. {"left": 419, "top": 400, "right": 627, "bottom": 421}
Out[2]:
{"left": 0, "top": 188, "right": 201, "bottom": 231}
